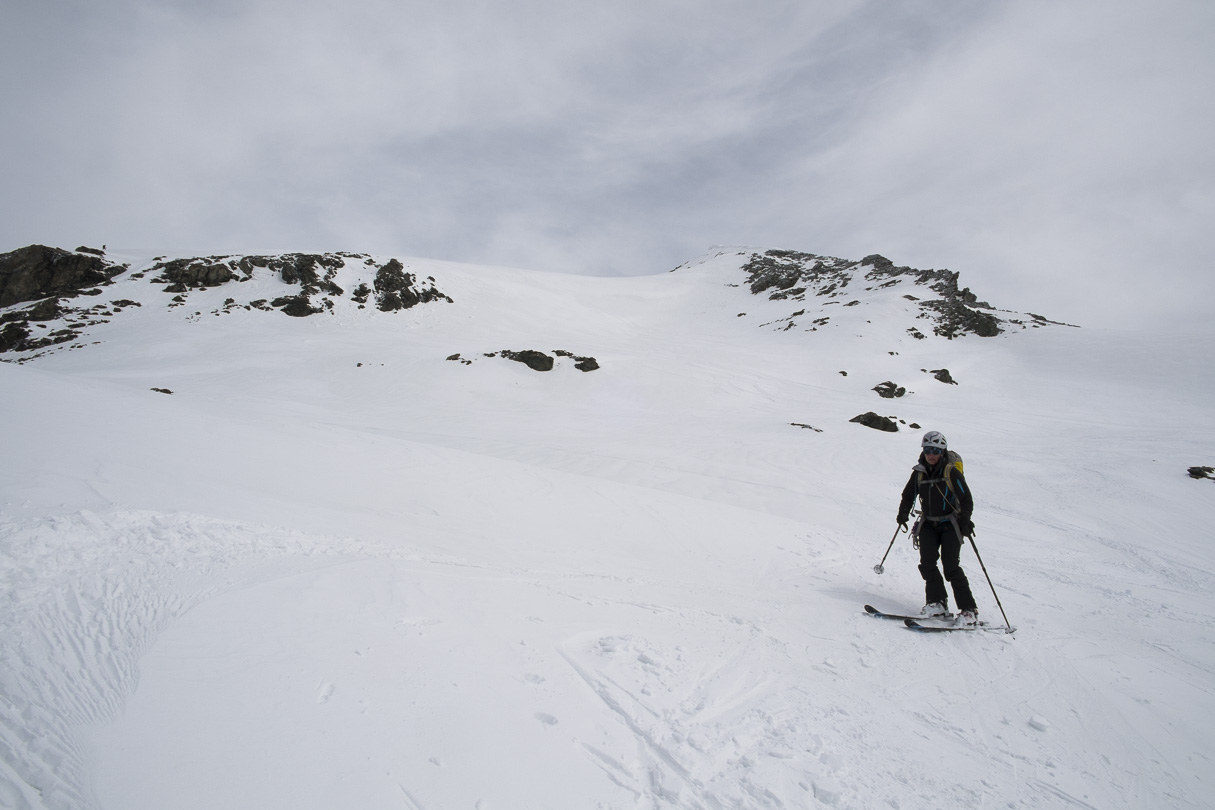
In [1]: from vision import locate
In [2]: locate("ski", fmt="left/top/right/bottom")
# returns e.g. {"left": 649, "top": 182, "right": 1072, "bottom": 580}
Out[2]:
{"left": 904, "top": 618, "right": 1015, "bottom": 634}
{"left": 864, "top": 604, "right": 954, "bottom": 622}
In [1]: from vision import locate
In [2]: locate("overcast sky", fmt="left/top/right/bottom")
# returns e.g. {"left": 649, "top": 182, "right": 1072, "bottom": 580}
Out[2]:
{"left": 3, "top": 0, "right": 1212, "bottom": 330}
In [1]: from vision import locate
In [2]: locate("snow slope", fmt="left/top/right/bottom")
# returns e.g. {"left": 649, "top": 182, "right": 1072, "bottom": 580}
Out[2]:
{"left": 2, "top": 247, "right": 1213, "bottom": 809}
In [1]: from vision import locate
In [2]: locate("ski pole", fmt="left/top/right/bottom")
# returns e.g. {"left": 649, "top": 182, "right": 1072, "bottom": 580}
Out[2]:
{"left": 967, "top": 531, "right": 1014, "bottom": 632}
{"left": 873, "top": 523, "right": 906, "bottom": 575}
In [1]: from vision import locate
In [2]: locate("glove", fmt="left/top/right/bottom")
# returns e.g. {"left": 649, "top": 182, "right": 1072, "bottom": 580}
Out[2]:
{"left": 896, "top": 515, "right": 909, "bottom": 530}
{"left": 959, "top": 518, "right": 974, "bottom": 537}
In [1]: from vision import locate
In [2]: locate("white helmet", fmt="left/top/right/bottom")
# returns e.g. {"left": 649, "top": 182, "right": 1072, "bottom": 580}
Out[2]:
{"left": 922, "top": 431, "right": 948, "bottom": 452}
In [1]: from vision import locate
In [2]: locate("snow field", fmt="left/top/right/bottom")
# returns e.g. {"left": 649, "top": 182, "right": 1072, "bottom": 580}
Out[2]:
{"left": 2, "top": 248, "right": 1213, "bottom": 808}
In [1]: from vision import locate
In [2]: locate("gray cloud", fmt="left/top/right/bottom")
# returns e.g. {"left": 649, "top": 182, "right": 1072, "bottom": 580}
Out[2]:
{"left": 3, "top": 0, "right": 1212, "bottom": 329}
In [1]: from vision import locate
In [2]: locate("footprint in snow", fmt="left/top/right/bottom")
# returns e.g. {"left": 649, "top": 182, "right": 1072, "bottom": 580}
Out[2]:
{"left": 534, "top": 712, "right": 559, "bottom": 726}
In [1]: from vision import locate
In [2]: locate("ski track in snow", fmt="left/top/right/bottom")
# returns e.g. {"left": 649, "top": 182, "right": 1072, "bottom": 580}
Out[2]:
{"left": 9, "top": 503, "right": 1193, "bottom": 810}
{"left": 0, "top": 509, "right": 411, "bottom": 810}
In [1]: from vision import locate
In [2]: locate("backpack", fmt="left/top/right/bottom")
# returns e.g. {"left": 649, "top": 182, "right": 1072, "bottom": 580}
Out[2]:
{"left": 917, "top": 450, "right": 965, "bottom": 507}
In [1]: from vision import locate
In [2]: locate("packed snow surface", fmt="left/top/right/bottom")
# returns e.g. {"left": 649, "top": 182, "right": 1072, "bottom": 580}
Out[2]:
{"left": 2, "top": 248, "right": 1213, "bottom": 809}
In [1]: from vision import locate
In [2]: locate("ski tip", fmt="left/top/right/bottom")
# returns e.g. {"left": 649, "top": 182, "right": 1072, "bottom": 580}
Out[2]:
{"left": 864, "top": 604, "right": 880, "bottom": 615}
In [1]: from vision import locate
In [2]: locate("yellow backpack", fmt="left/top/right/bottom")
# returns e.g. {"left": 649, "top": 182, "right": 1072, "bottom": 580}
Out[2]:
{"left": 918, "top": 450, "right": 965, "bottom": 505}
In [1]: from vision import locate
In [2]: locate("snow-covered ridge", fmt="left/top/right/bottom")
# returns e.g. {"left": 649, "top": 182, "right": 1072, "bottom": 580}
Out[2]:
{"left": 700, "top": 247, "right": 1076, "bottom": 339}
{"left": 2, "top": 243, "right": 1073, "bottom": 366}
{"left": 0, "top": 245, "right": 453, "bottom": 360}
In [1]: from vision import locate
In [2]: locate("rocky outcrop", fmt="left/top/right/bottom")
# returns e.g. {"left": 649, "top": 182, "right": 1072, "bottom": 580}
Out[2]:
{"left": 745, "top": 250, "right": 856, "bottom": 299}
{"left": 927, "top": 368, "right": 958, "bottom": 385}
{"left": 454, "top": 349, "right": 600, "bottom": 373}
{"left": 553, "top": 349, "right": 599, "bottom": 372}
{"left": 0, "top": 246, "right": 458, "bottom": 358}
{"left": 740, "top": 249, "right": 1019, "bottom": 339}
{"left": 850, "top": 412, "right": 899, "bottom": 432}
{"left": 374, "top": 259, "right": 451, "bottom": 312}
{"left": 497, "top": 350, "right": 555, "bottom": 371}
{"left": 0, "top": 246, "right": 134, "bottom": 354}
{"left": 149, "top": 253, "right": 350, "bottom": 313}
{"left": 918, "top": 297, "right": 1001, "bottom": 339}
{"left": 153, "top": 258, "right": 239, "bottom": 290}
{"left": 138, "top": 252, "right": 451, "bottom": 317}
{"left": 0, "top": 320, "right": 30, "bottom": 352}
{"left": 1188, "top": 466, "right": 1214, "bottom": 481}
{"left": 0, "top": 245, "right": 127, "bottom": 308}
{"left": 873, "top": 381, "right": 906, "bottom": 398}
{"left": 271, "top": 294, "right": 323, "bottom": 317}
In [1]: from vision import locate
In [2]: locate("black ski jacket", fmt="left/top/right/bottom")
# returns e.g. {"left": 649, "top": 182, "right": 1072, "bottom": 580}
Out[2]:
{"left": 897, "top": 453, "right": 974, "bottom": 527}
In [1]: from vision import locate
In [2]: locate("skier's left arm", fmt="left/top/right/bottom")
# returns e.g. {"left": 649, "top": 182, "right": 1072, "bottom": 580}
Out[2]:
{"left": 954, "top": 469, "right": 975, "bottom": 536}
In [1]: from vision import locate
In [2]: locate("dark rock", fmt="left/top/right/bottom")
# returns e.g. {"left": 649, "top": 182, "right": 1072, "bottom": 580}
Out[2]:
{"left": 791, "top": 423, "right": 823, "bottom": 432}
{"left": 501, "top": 349, "right": 554, "bottom": 371}
{"left": 1188, "top": 466, "right": 1214, "bottom": 481}
{"left": 76, "top": 246, "right": 106, "bottom": 256}
{"left": 374, "top": 259, "right": 420, "bottom": 312}
{"left": 929, "top": 368, "right": 958, "bottom": 385}
{"left": 25, "top": 297, "right": 64, "bottom": 321}
{"left": 861, "top": 254, "right": 894, "bottom": 271}
{"left": 282, "top": 254, "right": 339, "bottom": 287}
{"left": 271, "top": 295, "right": 321, "bottom": 317}
{"left": 371, "top": 258, "right": 452, "bottom": 312}
{"left": 553, "top": 349, "right": 600, "bottom": 371}
{"left": 873, "top": 381, "right": 906, "bottom": 399}
{"left": 153, "top": 258, "right": 237, "bottom": 288}
{"left": 21, "top": 327, "right": 79, "bottom": 352}
{"left": 740, "top": 248, "right": 1029, "bottom": 337}
{"left": 0, "top": 321, "right": 30, "bottom": 352}
{"left": 0, "top": 245, "right": 126, "bottom": 308}
{"left": 237, "top": 255, "right": 269, "bottom": 276}
{"left": 151, "top": 387, "right": 173, "bottom": 395}
{"left": 850, "top": 412, "right": 899, "bottom": 432}
{"left": 918, "top": 297, "right": 1001, "bottom": 338}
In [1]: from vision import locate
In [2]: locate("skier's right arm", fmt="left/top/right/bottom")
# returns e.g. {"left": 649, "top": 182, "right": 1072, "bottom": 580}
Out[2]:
{"left": 896, "top": 472, "right": 917, "bottom": 527}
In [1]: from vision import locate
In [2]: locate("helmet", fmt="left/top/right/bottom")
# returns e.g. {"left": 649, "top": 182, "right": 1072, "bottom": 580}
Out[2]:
{"left": 922, "top": 431, "right": 948, "bottom": 452}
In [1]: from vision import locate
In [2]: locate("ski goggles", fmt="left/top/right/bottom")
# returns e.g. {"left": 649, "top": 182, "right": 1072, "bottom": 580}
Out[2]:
{"left": 922, "top": 447, "right": 945, "bottom": 455}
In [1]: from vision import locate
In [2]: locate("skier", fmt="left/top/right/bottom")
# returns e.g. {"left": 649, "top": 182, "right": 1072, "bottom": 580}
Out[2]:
{"left": 896, "top": 431, "right": 979, "bottom": 625}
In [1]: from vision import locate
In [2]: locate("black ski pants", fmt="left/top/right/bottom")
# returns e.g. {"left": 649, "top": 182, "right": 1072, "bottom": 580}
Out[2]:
{"left": 917, "top": 518, "right": 977, "bottom": 612}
